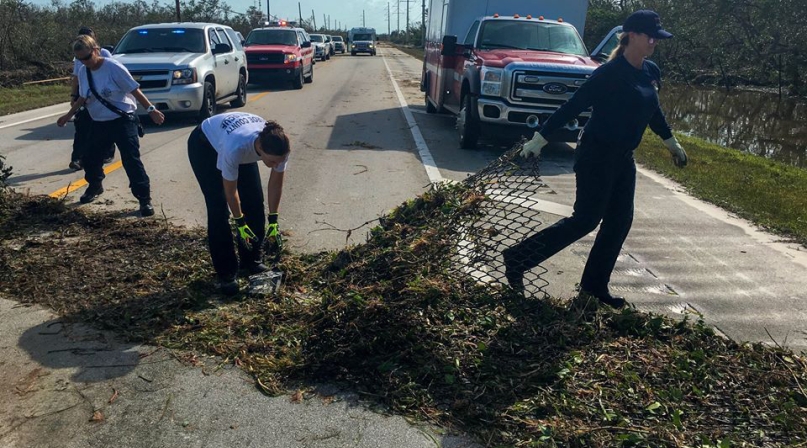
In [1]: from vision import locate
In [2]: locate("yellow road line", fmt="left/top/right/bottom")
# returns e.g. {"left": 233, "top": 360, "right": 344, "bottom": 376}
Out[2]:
{"left": 49, "top": 160, "right": 122, "bottom": 198}
{"left": 47, "top": 91, "right": 272, "bottom": 198}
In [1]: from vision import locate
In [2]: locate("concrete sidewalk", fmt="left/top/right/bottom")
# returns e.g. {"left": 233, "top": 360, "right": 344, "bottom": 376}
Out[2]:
{"left": 0, "top": 298, "right": 478, "bottom": 448}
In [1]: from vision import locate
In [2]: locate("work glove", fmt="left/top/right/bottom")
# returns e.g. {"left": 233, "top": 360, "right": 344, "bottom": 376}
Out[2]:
{"left": 233, "top": 215, "right": 257, "bottom": 251}
{"left": 519, "top": 132, "right": 548, "bottom": 159}
{"left": 265, "top": 213, "right": 283, "bottom": 252}
{"left": 663, "top": 136, "right": 688, "bottom": 168}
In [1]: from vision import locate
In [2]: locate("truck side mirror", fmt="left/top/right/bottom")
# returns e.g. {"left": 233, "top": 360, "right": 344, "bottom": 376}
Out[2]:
{"left": 302, "top": 41, "right": 312, "bottom": 48}
{"left": 102, "top": 45, "right": 114, "bottom": 53}
{"left": 441, "top": 35, "right": 457, "bottom": 56}
{"left": 212, "top": 43, "right": 232, "bottom": 54}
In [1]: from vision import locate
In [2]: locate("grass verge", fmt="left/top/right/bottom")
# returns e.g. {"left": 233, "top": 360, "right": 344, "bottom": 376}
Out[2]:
{"left": 390, "top": 43, "right": 425, "bottom": 62}
{"left": 636, "top": 132, "right": 807, "bottom": 246}
{"left": 0, "top": 83, "right": 70, "bottom": 116}
{"left": 1, "top": 186, "right": 806, "bottom": 447}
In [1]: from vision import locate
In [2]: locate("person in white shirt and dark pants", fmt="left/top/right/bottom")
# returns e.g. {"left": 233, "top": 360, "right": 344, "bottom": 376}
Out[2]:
{"left": 188, "top": 112, "right": 290, "bottom": 295}
{"left": 57, "top": 34, "right": 164, "bottom": 217}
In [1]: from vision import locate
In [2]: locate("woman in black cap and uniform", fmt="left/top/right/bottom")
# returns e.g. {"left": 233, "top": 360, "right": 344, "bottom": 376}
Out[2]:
{"left": 502, "top": 10, "right": 688, "bottom": 308}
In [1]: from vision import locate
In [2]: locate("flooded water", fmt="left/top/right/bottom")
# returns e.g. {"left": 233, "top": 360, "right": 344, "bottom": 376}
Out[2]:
{"left": 659, "top": 85, "right": 807, "bottom": 169}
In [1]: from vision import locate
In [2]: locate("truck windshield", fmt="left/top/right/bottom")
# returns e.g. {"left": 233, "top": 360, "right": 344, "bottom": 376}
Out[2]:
{"left": 353, "top": 34, "right": 373, "bottom": 41}
{"left": 309, "top": 35, "right": 324, "bottom": 42}
{"left": 333, "top": 36, "right": 343, "bottom": 42}
{"left": 477, "top": 21, "right": 587, "bottom": 56}
{"left": 246, "top": 30, "right": 298, "bottom": 46}
{"left": 116, "top": 28, "right": 206, "bottom": 54}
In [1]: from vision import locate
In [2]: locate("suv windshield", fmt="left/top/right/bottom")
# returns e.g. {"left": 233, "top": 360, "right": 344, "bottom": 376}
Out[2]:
{"left": 333, "top": 36, "right": 343, "bottom": 42}
{"left": 309, "top": 35, "right": 324, "bottom": 42}
{"left": 477, "top": 21, "right": 587, "bottom": 56}
{"left": 246, "top": 29, "right": 297, "bottom": 46}
{"left": 353, "top": 34, "right": 373, "bottom": 41}
{"left": 116, "top": 28, "right": 206, "bottom": 54}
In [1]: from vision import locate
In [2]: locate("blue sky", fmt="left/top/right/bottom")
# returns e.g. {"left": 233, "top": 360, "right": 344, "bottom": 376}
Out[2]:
{"left": 30, "top": 0, "right": 423, "bottom": 33}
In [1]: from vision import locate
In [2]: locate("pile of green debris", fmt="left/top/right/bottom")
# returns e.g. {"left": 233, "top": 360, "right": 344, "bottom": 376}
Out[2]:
{"left": 1, "top": 178, "right": 806, "bottom": 446}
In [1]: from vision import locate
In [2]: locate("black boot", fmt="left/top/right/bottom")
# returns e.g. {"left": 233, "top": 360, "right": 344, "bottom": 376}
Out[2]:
{"left": 580, "top": 289, "right": 626, "bottom": 309}
{"left": 217, "top": 276, "right": 239, "bottom": 296}
{"left": 139, "top": 198, "right": 154, "bottom": 217}
{"left": 502, "top": 248, "right": 525, "bottom": 293}
{"left": 79, "top": 185, "right": 104, "bottom": 203}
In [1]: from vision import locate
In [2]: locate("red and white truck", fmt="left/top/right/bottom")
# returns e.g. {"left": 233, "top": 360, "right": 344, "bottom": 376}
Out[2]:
{"left": 422, "top": 0, "right": 616, "bottom": 148}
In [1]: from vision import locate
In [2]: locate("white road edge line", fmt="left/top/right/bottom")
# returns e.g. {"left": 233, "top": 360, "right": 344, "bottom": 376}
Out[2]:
{"left": 381, "top": 52, "right": 444, "bottom": 184}
{"left": 0, "top": 111, "right": 64, "bottom": 130}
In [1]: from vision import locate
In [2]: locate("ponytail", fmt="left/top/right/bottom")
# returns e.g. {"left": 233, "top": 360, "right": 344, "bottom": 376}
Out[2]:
{"left": 608, "top": 33, "right": 629, "bottom": 61}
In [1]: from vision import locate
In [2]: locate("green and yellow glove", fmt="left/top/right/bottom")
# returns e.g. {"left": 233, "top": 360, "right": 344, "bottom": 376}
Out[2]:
{"left": 266, "top": 213, "right": 283, "bottom": 252}
{"left": 233, "top": 215, "right": 257, "bottom": 250}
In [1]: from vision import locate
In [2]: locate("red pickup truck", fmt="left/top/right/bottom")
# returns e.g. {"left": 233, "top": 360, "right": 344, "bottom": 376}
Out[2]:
{"left": 244, "top": 24, "right": 315, "bottom": 89}
{"left": 422, "top": 0, "right": 616, "bottom": 148}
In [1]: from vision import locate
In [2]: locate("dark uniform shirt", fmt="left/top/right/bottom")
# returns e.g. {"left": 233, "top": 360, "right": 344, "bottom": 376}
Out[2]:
{"left": 539, "top": 55, "right": 673, "bottom": 161}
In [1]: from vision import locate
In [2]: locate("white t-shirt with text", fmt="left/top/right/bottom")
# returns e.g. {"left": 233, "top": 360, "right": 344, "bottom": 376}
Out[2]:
{"left": 200, "top": 112, "right": 289, "bottom": 181}
{"left": 77, "top": 58, "right": 139, "bottom": 122}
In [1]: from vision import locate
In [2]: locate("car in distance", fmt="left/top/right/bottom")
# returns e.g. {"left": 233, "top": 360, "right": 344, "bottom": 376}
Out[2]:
{"left": 309, "top": 34, "right": 330, "bottom": 61}
{"left": 331, "top": 36, "right": 345, "bottom": 53}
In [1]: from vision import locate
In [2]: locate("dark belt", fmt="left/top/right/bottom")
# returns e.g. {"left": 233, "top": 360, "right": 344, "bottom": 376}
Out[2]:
{"left": 197, "top": 126, "right": 211, "bottom": 146}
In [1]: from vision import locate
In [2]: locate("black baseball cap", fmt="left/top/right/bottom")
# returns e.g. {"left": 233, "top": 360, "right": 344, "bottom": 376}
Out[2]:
{"left": 622, "top": 10, "right": 673, "bottom": 39}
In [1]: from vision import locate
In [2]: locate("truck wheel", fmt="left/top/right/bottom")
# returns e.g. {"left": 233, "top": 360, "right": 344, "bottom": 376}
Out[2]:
{"left": 292, "top": 68, "right": 304, "bottom": 90}
{"left": 425, "top": 94, "right": 437, "bottom": 113}
{"left": 457, "top": 94, "right": 480, "bottom": 149}
{"left": 198, "top": 81, "right": 216, "bottom": 121}
{"left": 230, "top": 74, "right": 247, "bottom": 108}
{"left": 351, "top": 51, "right": 356, "bottom": 56}
{"left": 305, "top": 64, "right": 314, "bottom": 83}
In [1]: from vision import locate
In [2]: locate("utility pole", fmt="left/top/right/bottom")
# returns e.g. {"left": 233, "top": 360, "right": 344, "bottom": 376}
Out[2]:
{"left": 422, "top": 0, "right": 426, "bottom": 46}
{"left": 298, "top": 2, "right": 303, "bottom": 25}
{"left": 397, "top": 0, "right": 400, "bottom": 35}
{"left": 387, "top": 2, "right": 391, "bottom": 36}
{"left": 267, "top": 0, "right": 270, "bottom": 21}
{"left": 175, "top": 0, "right": 181, "bottom": 21}
{"left": 324, "top": 14, "right": 327, "bottom": 30}
{"left": 363, "top": 9, "right": 366, "bottom": 27}
{"left": 404, "top": 0, "right": 411, "bottom": 44}
{"left": 312, "top": 9, "right": 316, "bottom": 30}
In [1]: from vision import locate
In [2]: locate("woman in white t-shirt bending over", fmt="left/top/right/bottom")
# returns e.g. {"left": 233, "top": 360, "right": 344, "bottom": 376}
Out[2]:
{"left": 188, "top": 112, "right": 291, "bottom": 296}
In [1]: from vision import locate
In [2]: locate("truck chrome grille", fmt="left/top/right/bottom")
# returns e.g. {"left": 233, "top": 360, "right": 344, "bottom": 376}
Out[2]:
{"left": 246, "top": 53, "right": 285, "bottom": 64}
{"left": 510, "top": 70, "right": 587, "bottom": 105}
{"left": 130, "top": 70, "right": 170, "bottom": 90}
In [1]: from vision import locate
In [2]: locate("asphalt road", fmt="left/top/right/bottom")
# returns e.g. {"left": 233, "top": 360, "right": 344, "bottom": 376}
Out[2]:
{"left": 2, "top": 45, "right": 807, "bottom": 447}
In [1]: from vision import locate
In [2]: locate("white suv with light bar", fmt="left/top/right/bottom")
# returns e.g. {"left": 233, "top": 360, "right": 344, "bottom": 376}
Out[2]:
{"left": 112, "top": 22, "right": 248, "bottom": 121}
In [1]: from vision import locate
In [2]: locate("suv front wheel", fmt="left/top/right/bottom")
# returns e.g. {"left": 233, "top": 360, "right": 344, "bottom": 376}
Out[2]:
{"left": 199, "top": 81, "right": 216, "bottom": 121}
{"left": 230, "top": 74, "right": 247, "bottom": 108}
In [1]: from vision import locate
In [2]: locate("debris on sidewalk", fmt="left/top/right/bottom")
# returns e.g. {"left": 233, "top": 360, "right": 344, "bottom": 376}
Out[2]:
{"left": 1, "top": 145, "right": 807, "bottom": 447}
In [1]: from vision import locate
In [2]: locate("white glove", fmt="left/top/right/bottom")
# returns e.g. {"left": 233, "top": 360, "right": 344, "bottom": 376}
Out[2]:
{"left": 519, "top": 132, "right": 548, "bottom": 158}
{"left": 663, "top": 136, "right": 688, "bottom": 167}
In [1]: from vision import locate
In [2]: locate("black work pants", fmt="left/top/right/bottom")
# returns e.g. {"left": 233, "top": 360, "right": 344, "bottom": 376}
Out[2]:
{"left": 84, "top": 117, "right": 150, "bottom": 200}
{"left": 187, "top": 126, "right": 266, "bottom": 280}
{"left": 72, "top": 108, "right": 115, "bottom": 163}
{"left": 507, "top": 157, "right": 636, "bottom": 294}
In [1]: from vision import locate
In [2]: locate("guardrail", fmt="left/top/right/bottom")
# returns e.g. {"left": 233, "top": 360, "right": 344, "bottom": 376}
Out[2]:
{"left": 22, "top": 76, "right": 71, "bottom": 85}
